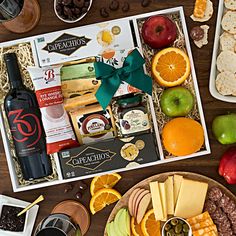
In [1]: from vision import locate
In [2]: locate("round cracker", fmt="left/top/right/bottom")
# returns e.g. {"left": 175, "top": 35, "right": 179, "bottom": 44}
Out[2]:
{"left": 222, "top": 11, "right": 236, "bottom": 34}
{"left": 190, "top": 0, "right": 213, "bottom": 22}
{"left": 216, "top": 71, "right": 236, "bottom": 96}
{"left": 216, "top": 50, "right": 236, "bottom": 73}
{"left": 224, "top": 0, "right": 236, "bottom": 10}
{"left": 220, "top": 32, "right": 236, "bottom": 51}
{"left": 194, "top": 25, "right": 209, "bottom": 48}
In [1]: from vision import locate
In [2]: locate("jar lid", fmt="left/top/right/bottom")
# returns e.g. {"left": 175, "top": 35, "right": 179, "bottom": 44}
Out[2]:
{"left": 117, "top": 95, "right": 142, "bottom": 107}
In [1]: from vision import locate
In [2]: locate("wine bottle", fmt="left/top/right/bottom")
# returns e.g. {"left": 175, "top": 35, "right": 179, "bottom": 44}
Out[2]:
{"left": 4, "top": 53, "right": 52, "bottom": 180}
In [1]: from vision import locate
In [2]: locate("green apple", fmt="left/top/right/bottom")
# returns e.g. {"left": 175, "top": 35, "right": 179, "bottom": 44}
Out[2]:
{"left": 160, "top": 86, "right": 194, "bottom": 117}
{"left": 114, "top": 209, "right": 125, "bottom": 236}
{"left": 212, "top": 113, "right": 236, "bottom": 144}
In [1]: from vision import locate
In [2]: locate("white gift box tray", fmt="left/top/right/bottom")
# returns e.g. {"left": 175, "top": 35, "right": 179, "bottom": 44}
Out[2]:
{"left": 0, "top": 7, "right": 210, "bottom": 192}
{"left": 209, "top": 0, "right": 236, "bottom": 103}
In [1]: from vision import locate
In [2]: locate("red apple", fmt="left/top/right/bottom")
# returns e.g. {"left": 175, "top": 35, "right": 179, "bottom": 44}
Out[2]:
{"left": 142, "top": 15, "right": 177, "bottom": 49}
{"left": 219, "top": 147, "right": 236, "bottom": 184}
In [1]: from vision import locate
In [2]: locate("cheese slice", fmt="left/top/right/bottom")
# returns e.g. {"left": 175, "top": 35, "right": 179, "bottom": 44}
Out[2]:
{"left": 192, "top": 225, "right": 217, "bottom": 236}
{"left": 159, "top": 182, "right": 167, "bottom": 221}
{"left": 174, "top": 178, "right": 208, "bottom": 219}
{"left": 149, "top": 182, "right": 164, "bottom": 221}
{"left": 191, "top": 218, "right": 214, "bottom": 231}
{"left": 173, "top": 175, "right": 183, "bottom": 207}
{"left": 187, "top": 212, "right": 211, "bottom": 225}
{"left": 165, "top": 176, "right": 174, "bottom": 215}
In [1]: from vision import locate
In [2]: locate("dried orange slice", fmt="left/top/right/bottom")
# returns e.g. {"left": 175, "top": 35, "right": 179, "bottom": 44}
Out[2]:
{"left": 141, "top": 209, "right": 161, "bottom": 236}
{"left": 152, "top": 47, "right": 191, "bottom": 87}
{"left": 131, "top": 217, "right": 144, "bottom": 236}
{"left": 90, "top": 173, "right": 121, "bottom": 196}
{"left": 89, "top": 188, "right": 121, "bottom": 215}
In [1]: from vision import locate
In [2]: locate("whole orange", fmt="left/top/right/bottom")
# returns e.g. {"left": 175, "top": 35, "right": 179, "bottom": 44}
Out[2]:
{"left": 162, "top": 117, "right": 204, "bottom": 156}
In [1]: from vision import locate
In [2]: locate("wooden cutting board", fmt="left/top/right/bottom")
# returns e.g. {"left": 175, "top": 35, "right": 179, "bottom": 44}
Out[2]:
{"left": 104, "top": 171, "right": 236, "bottom": 235}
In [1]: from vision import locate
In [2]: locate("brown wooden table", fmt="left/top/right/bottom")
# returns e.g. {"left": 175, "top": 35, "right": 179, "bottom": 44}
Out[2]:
{"left": 0, "top": 0, "right": 235, "bottom": 235}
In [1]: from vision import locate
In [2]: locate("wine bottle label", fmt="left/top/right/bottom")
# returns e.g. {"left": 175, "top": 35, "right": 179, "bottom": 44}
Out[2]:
{"left": 8, "top": 108, "right": 43, "bottom": 157}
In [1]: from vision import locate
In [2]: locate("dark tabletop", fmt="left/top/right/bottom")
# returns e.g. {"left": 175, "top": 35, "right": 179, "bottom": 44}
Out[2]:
{"left": 0, "top": 0, "right": 235, "bottom": 235}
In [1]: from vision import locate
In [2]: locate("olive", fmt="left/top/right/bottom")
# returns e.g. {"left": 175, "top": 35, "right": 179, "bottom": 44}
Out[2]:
{"left": 179, "top": 220, "right": 184, "bottom": 224}
{"left": 183, "top": 224, "right": 189, "bottom": 232}
{"left": 168, "top": 229, "right": 175, "bottom": 235}
{"left": 171, "top": 218, "right": 179, "bottom": 226}
{"left": 166, "top": 232, "right": 171, "bottom": 236}
{"left": 174, "top": 224, "right": 183, "bottom": 233}
{"left": 164, "top": 223, "right": 171, "bottom": 231}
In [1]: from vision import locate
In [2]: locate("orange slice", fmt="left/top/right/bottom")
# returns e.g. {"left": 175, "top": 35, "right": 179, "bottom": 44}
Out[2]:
{"left": 89, "top": 188, "right": 121, "bottom": 215}
{"left": 141, "top": 209, "right": 161, "bottom": 236}
{"left": 90, "top": 173, "right": 121, "bottom": 196}
{"left": 152, "top": 47, "right": 191, "bottom": 87}
{"left": 131, "top": 217, "right": 144, "bottom": 236}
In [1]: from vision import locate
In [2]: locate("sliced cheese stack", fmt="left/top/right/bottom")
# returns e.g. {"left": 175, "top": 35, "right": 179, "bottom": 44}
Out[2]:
{"left": 187, "top": 212, "right": 218, "bottom": 236}
{"left": 149, "top": 175, "right": 208, "bottom": 221}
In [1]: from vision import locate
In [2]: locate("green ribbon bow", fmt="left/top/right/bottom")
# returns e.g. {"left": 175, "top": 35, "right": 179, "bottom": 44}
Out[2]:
{"left": 94, "top": 49, "right": 153, "bottom": 110}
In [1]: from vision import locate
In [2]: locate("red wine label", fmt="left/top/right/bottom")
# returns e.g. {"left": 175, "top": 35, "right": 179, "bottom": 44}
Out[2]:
{"left": 8, "top": 108, "right": 43, "bottom": 157}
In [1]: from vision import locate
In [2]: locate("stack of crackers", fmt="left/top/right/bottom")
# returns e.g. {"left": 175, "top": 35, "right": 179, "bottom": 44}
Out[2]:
{"left": 216, "top": 0, "right": 236, "bottom": 97}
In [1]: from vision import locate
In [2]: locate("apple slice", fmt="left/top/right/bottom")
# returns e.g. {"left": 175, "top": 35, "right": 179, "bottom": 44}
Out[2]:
{"left": 114, "top": 209, "right": 125, "bottom": 236}
{"left": 132, "top": 189, "right": 146, "bottom": 218}
{"left": 134, "top": 190, "right": 149, "bottom": 219}
{"left": 136, "top": 193, "right": 151, "bottom": 224}
{"left": 125, "top": 209, "right": 131, "bottom": 236}
{"left": 108, "top": 221, "right": 117, "bottom": 236}
{"left": 128, "top": 188, "right": 140, "bottom": 216}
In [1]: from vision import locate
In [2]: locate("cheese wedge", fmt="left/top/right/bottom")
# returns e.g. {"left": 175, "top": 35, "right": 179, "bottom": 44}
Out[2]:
{"left": 174, "top": 178, "right": 208, "bottom": 219}
{"left": 187, "top": 211, "right": 211, "bottom": 225}
{"left": 173, "top": 175, "right": 183, "bottom": 207}
{"left": 149, "top": 182, "right": 164, "bottom": 221}
{"left": 159, "top": 182, "right": 167, "bottom": 221}
{"left": 165, "top": 176, "right": 174, "bottom": 215}
{"left": 192, "top": 225, "right": 218, "bottom": 236}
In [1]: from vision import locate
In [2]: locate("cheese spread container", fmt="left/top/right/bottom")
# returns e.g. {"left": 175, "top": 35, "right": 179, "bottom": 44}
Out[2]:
{"left": 70, "top": 104, "right": 116, "bottom": 145}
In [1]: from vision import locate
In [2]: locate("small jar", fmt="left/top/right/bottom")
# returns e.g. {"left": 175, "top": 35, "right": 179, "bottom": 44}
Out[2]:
{"left": 117, "top": 95, "right": 151, "bottom": 137}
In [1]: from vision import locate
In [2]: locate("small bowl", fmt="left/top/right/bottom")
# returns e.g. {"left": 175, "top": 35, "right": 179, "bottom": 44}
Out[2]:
{"left": 0, "top": 203, "right": 29, "bottom": 234}
{"left": 54, "top": 0, "right": 93, "bottom": 23}
{"left": 162, "top": 217, "right": 192, "bottom": 236}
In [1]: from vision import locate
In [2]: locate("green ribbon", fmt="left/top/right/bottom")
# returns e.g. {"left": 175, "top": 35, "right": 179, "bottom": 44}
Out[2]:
{"left": 94, "top": 49, "right": 153, "bottom": 110}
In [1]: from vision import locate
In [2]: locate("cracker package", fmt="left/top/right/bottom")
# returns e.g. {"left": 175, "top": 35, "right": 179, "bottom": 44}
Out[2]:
{"left": 61, "top": 62, "right": 100, "bottom": 98}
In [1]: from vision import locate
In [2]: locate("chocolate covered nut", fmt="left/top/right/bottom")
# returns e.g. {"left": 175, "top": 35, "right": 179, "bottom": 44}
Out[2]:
{"left": 74, "top": 7, "right": 81, "bottom": 15}
{"left": 109, "top": 0, "right": 119, "bottom": 11}
{"left": 64, "top": 6, "right": 73, "bottom": 16}
{"left": 84, "top": 1, "right": 89, "bottom": 7}
{"left": 62, "top": 0, "right": 72, "bottom": 5}
{"left": 81, "top": 7, "right": 87, "bottom": 14}
{"left": 190, "top": 26, "right": 204, "bottom": 41}
{"left": 122, "top": 1, "right": 130, "bottom": 12}
{"left": 73, "top": 0, "right": 84, "bottom": 8}
{"left": 141, "top": 0, "right": 151, "bottom": 7}
{"left": 100, "top": 7, "right": 109, "bottom": 18}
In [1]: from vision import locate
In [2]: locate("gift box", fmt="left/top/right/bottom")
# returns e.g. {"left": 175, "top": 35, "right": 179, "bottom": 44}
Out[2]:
{"left": 0, "top": 7, "right": 210, "bottom": 192}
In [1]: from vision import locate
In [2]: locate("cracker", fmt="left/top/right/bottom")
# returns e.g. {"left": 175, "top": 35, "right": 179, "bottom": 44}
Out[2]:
{"left": 216, "top": 71, "right": 236, "bottom": 96}
{"left": 220, "top": 32, "right": 236, "bottom": 51}
{"left": 194, "top": 25, "right": 209, "bottom": 48}
{"left": 222, "top": 11, "right": 236, "bottom": 34}
{"left": 224, "top": 0, "right": 236, "bottom": 10}
{"left": 216, "top": 50, "right": 236, "bottom": 73}
{"left": 190, "top": 0, "right": 213, "bottom": 22}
